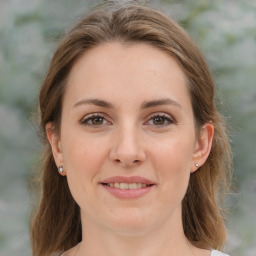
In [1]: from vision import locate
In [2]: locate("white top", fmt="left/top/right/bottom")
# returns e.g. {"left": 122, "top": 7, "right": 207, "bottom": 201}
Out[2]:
{"left": 60, "top": 249, "right": 230, "bottom": 256}
{"left": 211, "top": 250, "right": 230, "bottom": 256}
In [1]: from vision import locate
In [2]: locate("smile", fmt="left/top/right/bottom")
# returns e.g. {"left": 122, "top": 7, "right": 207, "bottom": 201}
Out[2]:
{"left": 103, "top": 182, "right": 152, "bottom": 190}
{"left": 100, "top": 176, "right": 155, "bottom": 199}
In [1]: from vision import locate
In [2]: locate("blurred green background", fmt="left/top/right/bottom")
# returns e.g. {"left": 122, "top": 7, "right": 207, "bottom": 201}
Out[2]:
{"left": 0, "top": 0, "right": 255, "bottom": 255}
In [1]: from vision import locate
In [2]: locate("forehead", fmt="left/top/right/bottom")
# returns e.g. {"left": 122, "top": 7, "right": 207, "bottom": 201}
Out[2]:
{"left": 65, "top": 42, "right": 191, "bottom": 110}
{"left": 69, "top": 42, "right": 186, "bottom": 79}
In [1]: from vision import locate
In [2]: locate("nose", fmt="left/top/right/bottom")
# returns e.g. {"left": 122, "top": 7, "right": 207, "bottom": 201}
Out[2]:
{"left": 109, "top": 124, "right": 146, "bottom": 167}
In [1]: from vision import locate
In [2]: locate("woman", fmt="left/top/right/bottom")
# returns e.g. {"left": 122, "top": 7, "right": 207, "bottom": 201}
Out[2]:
{"left": 30, "top": 2, "right": 232, "bottom": 256}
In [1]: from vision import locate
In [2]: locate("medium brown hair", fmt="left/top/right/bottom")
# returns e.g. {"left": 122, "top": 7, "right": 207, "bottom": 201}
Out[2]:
{"left": 30, "top": 2, "right": 232, "bottom": 256}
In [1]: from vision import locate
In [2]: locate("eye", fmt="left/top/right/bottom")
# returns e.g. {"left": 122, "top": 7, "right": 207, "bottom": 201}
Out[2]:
{"left": 145, "top": 113, "right": 174, "bottom": 127}
{"left": 80, "top": 113, "right": 111, "bottom": 127}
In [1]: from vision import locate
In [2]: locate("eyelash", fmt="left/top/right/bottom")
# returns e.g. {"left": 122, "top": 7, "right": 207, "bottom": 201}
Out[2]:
{"left": 144, "top": 113, "right": 175, "bottom": 127}
{"left": 80, "top": 112, "right": 175, "bottom": 127}
{"left": 80, "top": 113, "right": 111, "bottom": 127}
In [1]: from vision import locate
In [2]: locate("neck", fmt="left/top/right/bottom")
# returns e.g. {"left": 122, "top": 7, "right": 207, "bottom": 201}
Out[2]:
{"left": 77, "top": 209, "right": 195, "bottom": 256}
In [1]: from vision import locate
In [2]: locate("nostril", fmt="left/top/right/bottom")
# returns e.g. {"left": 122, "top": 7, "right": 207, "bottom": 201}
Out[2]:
{"left": 113, "top": 158, "right": 141, "bottom": 166}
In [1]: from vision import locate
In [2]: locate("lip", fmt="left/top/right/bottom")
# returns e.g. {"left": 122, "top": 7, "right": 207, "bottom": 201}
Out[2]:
{"left": 100, "top": 176, "right": 155, "bottom": 199}
{"left": 100, "top": 176, "right": 155, "bottom": 185}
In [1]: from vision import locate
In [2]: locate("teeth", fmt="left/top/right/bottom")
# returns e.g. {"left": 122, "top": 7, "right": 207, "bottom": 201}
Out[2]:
{"left": 137, "top": 183, "right": 142, "bottom": 189}
{"left": 120, "top": 183, "right": 128, "bottom": 189}
{"left": 106, "top": 183, "right": 150, "bottom": 190}
{"left": 128, "top": 183, "right": 137, "bottom": 189}
{"left": 114, "top": 182, "right": 120, "bottom": 189}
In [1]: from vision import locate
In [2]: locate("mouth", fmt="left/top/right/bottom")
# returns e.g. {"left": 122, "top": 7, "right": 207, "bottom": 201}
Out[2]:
{"left": 101, "top": 182, "right": 154, "bottom": 190}
{"left": 100, "top": 176, "right": 155, "bottom": 199}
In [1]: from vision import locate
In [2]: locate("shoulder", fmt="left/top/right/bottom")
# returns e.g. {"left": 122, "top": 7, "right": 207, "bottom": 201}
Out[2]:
{"left": 211, "top": 250, "right": 230, "bottom": 256}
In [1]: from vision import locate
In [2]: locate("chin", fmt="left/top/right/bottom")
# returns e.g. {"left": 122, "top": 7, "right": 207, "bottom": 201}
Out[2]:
{"left": 104, "top": 209, "right": 156, "bottom": 236}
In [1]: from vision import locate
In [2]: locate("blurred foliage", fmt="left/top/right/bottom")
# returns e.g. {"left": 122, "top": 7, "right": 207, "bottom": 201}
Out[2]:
{"left": 0, "top": 0, "right": 255, "bottom": 255}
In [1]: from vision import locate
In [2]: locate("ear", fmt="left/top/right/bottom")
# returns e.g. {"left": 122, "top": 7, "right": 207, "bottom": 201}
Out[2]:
{"left": 191, "top": 123, "right": 214, "bottom": 173}
{"left": 46, "top": 122, "right": 65, "bottom": 175}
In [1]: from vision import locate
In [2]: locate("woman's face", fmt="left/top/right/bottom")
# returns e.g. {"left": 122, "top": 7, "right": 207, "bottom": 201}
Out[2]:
{"left": 48, "top": 42, "right": 213, "bottom": 235}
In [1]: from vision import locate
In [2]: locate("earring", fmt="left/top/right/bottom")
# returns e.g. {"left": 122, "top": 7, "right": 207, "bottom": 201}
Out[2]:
{"left": 58, "top": 165, "right": 64, "bottom": 173}
{"left": 195, "top": 162, "right": 199, "bottom": 167}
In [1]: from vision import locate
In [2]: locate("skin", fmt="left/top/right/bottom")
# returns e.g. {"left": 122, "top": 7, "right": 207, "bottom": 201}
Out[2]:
{"left": 47, "top": 42, "right": 213, "bottom": 256}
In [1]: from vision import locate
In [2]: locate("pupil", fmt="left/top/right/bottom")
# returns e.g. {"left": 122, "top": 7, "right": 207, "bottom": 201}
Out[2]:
{"left": 92, "top": 117, "right": 103, "bottom": 125}
{"left": 153, "top": 117, "right": 164, "bottom": 125}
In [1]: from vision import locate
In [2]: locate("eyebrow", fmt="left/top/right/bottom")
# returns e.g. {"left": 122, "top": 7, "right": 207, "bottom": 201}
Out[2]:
{"left": 73, "top": 99, "right": 114, "bottom": 108}
{"left": 141, "top": 98, "right": 182, "bottom": 109}
{"left": 73, "top": 98, "right": 182, "bottom": 109}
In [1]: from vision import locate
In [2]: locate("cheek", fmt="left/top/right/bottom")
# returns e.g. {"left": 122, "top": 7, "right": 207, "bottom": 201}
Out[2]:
{"left": 149, "top": 135, "right": 194, "bottom": 200}
{"left": 60, "top": 129, "right": 108, "bottom": 196}
{"left": 61, "top": 125, "right": 107, "bottom": 169}
{"left": 63, "top": 141, "right": 108, "bottom": 211}
{"left": 151, "top": 134, "right": 195, "bottom": 174}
